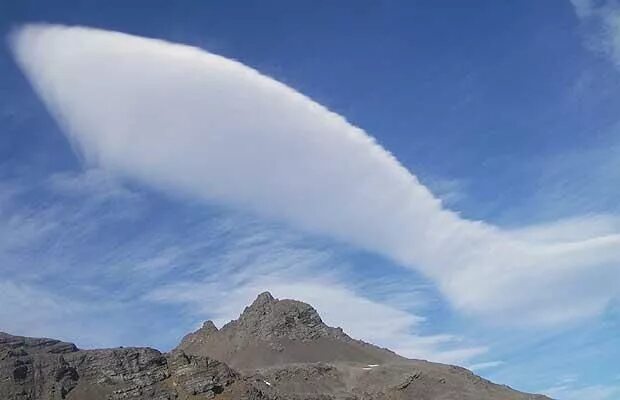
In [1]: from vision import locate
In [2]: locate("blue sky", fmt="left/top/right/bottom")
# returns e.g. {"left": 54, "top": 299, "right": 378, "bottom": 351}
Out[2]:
{"left": 1, "top": 1, "right": 620, "bottom": 399}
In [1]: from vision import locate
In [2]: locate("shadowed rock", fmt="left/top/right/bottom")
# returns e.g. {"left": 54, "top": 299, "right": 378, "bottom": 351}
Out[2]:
{"left": 0, "top": 332, "right": 274, "bottom": 400}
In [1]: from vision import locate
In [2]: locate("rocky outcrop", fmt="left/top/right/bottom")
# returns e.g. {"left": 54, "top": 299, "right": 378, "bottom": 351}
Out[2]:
{"left": 0, "top": 332, "right": 79, "bottom": 400}
{"left": 177, "top": 292, "right": 552, "bottom": 400}
{"left": 177, "top": 292, "right": 401, "bottom": 370}
{"left": 0, "top": 333, "right": 274, "bottom": 400}
{"left": 180, "top": 292, "right": 346, "bottom": 348}
{"left": 167, "top": 350, "right": 237, "bottom": 396}
{"left": 0, "top": 293, "right": 552, "bottom": 400}
{"left": 64, "top": 347, "right": 171, "bottom": 400}
{"left": 230, "top": 291, "right": 345, "bottom": 341}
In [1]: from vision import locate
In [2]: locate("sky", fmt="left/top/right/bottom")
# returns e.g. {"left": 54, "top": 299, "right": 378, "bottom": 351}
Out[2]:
{"left": 0, "top": 1, "right": 619, "bottom": 399}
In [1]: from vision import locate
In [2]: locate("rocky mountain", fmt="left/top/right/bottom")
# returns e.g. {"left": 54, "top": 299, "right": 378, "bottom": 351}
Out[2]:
{"left": 177, "top": 292, "right": 401, "bottom": 370}
{"left": 0, "top": 331, "right": 276, "bottom": 400}
{"left": 0, "top": 292, "right": 552, "bottom": 400}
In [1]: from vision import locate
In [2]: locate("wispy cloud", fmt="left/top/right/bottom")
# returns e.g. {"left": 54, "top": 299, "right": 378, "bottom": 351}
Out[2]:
{"left": 0, "top": 280, "right": 82, "bottom": 336}
{"left": 570, "top": 0, "right": 620, "bottom": 68}
{"left": 0, "top": 171, "right": 150, "bottom": 347}
{"left": 523, "top": 137, "right": 620, "bottom": 219}
{"left": 9, "top": 24, "right": 620, "bottom": 328}
{"left": 0, "top": 169, "right": 484, "bottom": 363}
{"left": 468, "top": 360, "right": 504, "bottom": 372}
{"left": 544, "top": 382, "right": 620, "bottom": 400}
{"left": 48, "top": 168, "right": 138, "bottom": 202}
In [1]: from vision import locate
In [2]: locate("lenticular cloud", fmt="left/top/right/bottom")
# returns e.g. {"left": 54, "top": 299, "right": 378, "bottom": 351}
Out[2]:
{"left": 11, "top": 24, "right": 620, "bottom": 324}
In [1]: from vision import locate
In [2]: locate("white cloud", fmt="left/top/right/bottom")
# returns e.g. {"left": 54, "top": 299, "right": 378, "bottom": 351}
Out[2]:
{"left": 544, "top": 383, "right": 620, "bottom": 400}
{"left": 0, "top": 280, "right": 81, "bottom": 335}
{"left": 2, "top": 177, "right": 480, "bottom": 362}
{"left": 48, "top": 168, "right": 137, "bottom": 202}
{"left": 421, "top": 176, "right": 468, "bottom": 208}
{"left": 0, "top": 170, "right": 142, "bottom": 262}
{"left": 468, "top": 360, "right": 504, "bottom": 372}
{"left": 0, "top": 280, "right": 125, "bottom": 348}
{"left": 9, "top": 24, "right": 620, "bottom": 326}
{"left": 0, "top": 165, "right": 490, "bottom": 366}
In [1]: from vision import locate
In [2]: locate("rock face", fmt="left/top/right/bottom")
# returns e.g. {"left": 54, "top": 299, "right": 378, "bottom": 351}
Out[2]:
{"left": 0, "top": 332, "right": 275, "bottom": 400}
{"left": 176, "top": 292, "right": 551, "bottom": 400}
{"left": 0, "top": 292, "right": 552, "bottom": 400}
{"left": 0, "top": 333, "right": 79, "bottom": 400}
{"left": 177, "top": 292, "right": 401, "bottom": 370}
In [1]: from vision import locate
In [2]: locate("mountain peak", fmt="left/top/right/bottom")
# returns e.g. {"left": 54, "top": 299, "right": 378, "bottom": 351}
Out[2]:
{"left": 252, "top": 291, "right": 275, "bottom": 306}
{"left": 234, "top": 293, "right": 334, "bottom": 341}
{"left": 177, "top": 320, "right": 219, "bottom": 350}
{"left": 168, "top": 293, "right": 550, "bottom": 399}
{"left": 177, "top": 292, "right": 394, "bottom": 369}
{"left": 201, "top": 320, "right": 218, "bottom": 334}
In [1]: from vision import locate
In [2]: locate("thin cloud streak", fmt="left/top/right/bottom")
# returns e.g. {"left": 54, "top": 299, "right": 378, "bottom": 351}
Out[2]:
{"left": 468, "top": 361, "right": 505, "bottom": 372}
{"left": 0, "top": 170, "right": 481, "bottom": 363}
{"left": 9, "top": 24, "right": 620, "bottom": 325}
{"left": 570, "top": 0, "right": 620, "bottom": 68}
{"left": 544, "top": 383, "right": 620, "bottom": 400}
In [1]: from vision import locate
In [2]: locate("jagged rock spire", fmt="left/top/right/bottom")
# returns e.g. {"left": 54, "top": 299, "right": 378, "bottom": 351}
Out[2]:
{"left": 229, "top": 292, "right": 344, "bottom": 342}
{"left": 201, "top": 320, "right": 219, "bottom": 334}
{"left": 252, "top": 291, "right": 275, "bottom": 306}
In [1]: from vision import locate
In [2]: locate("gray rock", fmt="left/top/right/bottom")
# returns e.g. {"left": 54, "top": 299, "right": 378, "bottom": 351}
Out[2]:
{"left": 0, "top": 332, "right": 273, "bottom": 400}
{"left": 0, "top": 293, "right": 553, "bottom": 400}
{"left": 176, "top": 292, "right": 400, "bottom": 370}
{"left": 167, "top": 350, "right": 237, "bottom": 397}
{"left": 177, "top": 292, "right": 553, "bottom": 400}
{"left": 65, "top": 347, "right": 171, "bottom": 400}
{"left": 0, "top": 332, "right": 79, "bottom": 400}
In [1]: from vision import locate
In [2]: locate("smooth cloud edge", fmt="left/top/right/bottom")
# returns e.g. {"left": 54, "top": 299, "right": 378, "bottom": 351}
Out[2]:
{"left": 9, "top": 23, "right": 620, "bottom": 328}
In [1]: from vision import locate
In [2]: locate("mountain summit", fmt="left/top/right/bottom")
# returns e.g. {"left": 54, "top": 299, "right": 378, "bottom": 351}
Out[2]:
{"left": 179, "top": 291, "right": 347, "bottom": 348}
{"left": 0, "top": 292, "right": 551, "bottom": 400}
{"left": 177, "top": 292, "right": 399, "bottom": 370}
{"left": 222, "top": 290, "right": 343, "bottom": 341}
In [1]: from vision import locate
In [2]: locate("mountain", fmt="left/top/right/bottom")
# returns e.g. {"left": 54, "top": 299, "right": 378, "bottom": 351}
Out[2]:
{"left": 0, "top": 292, "right": 551, "bottom": 400}
{"left": 176, "top": 291, "right": 402, "bottom": 370}
{"left": 176, "top": 292, "right": 550, "bottom": 400}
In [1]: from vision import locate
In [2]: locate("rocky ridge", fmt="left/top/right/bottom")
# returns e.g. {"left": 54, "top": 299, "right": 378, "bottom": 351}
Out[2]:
{"left": 0, "top": 292, "right": 552, "bottom": 400}
{"left": 177, "top": 293, "right": 551, "bottom": 400}
{"left": 177, "top": 292, "right": 401, "bottom": 370}
{"left": 0, "top": 332, "right": 275, "bottom": 400}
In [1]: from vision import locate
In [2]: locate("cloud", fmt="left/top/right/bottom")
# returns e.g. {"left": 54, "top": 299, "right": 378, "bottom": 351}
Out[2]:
{"left": 0, "top": 280, "right": 82, "bottom": 335}
{"left": 0, "top": 169, "right": 142, "bottom": 268}
{"left": 570, "top": 0, "right": 620, "bottom": 68}
{"left": 528, "top": 141, "right": 620, "bottom": 217}
{"left": 467, "top": 360, "right": 504, "bottom": 372}
{"left": 1, "top": 169, "right": 485, "bottom": 363}
{"left": 48, "top": 168, "right": 137, "bottom": 202}
{"left": 570, "top": 0, "right": 596, "bottom": 18}
{"left": 0, "top": 280, "right": 133, "bottom": 349}
{"left": 9, "top": 24, "right": 620, "bottom": 326}
{"left": 544, "top": 383, "right": 620, "bottom": 400}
